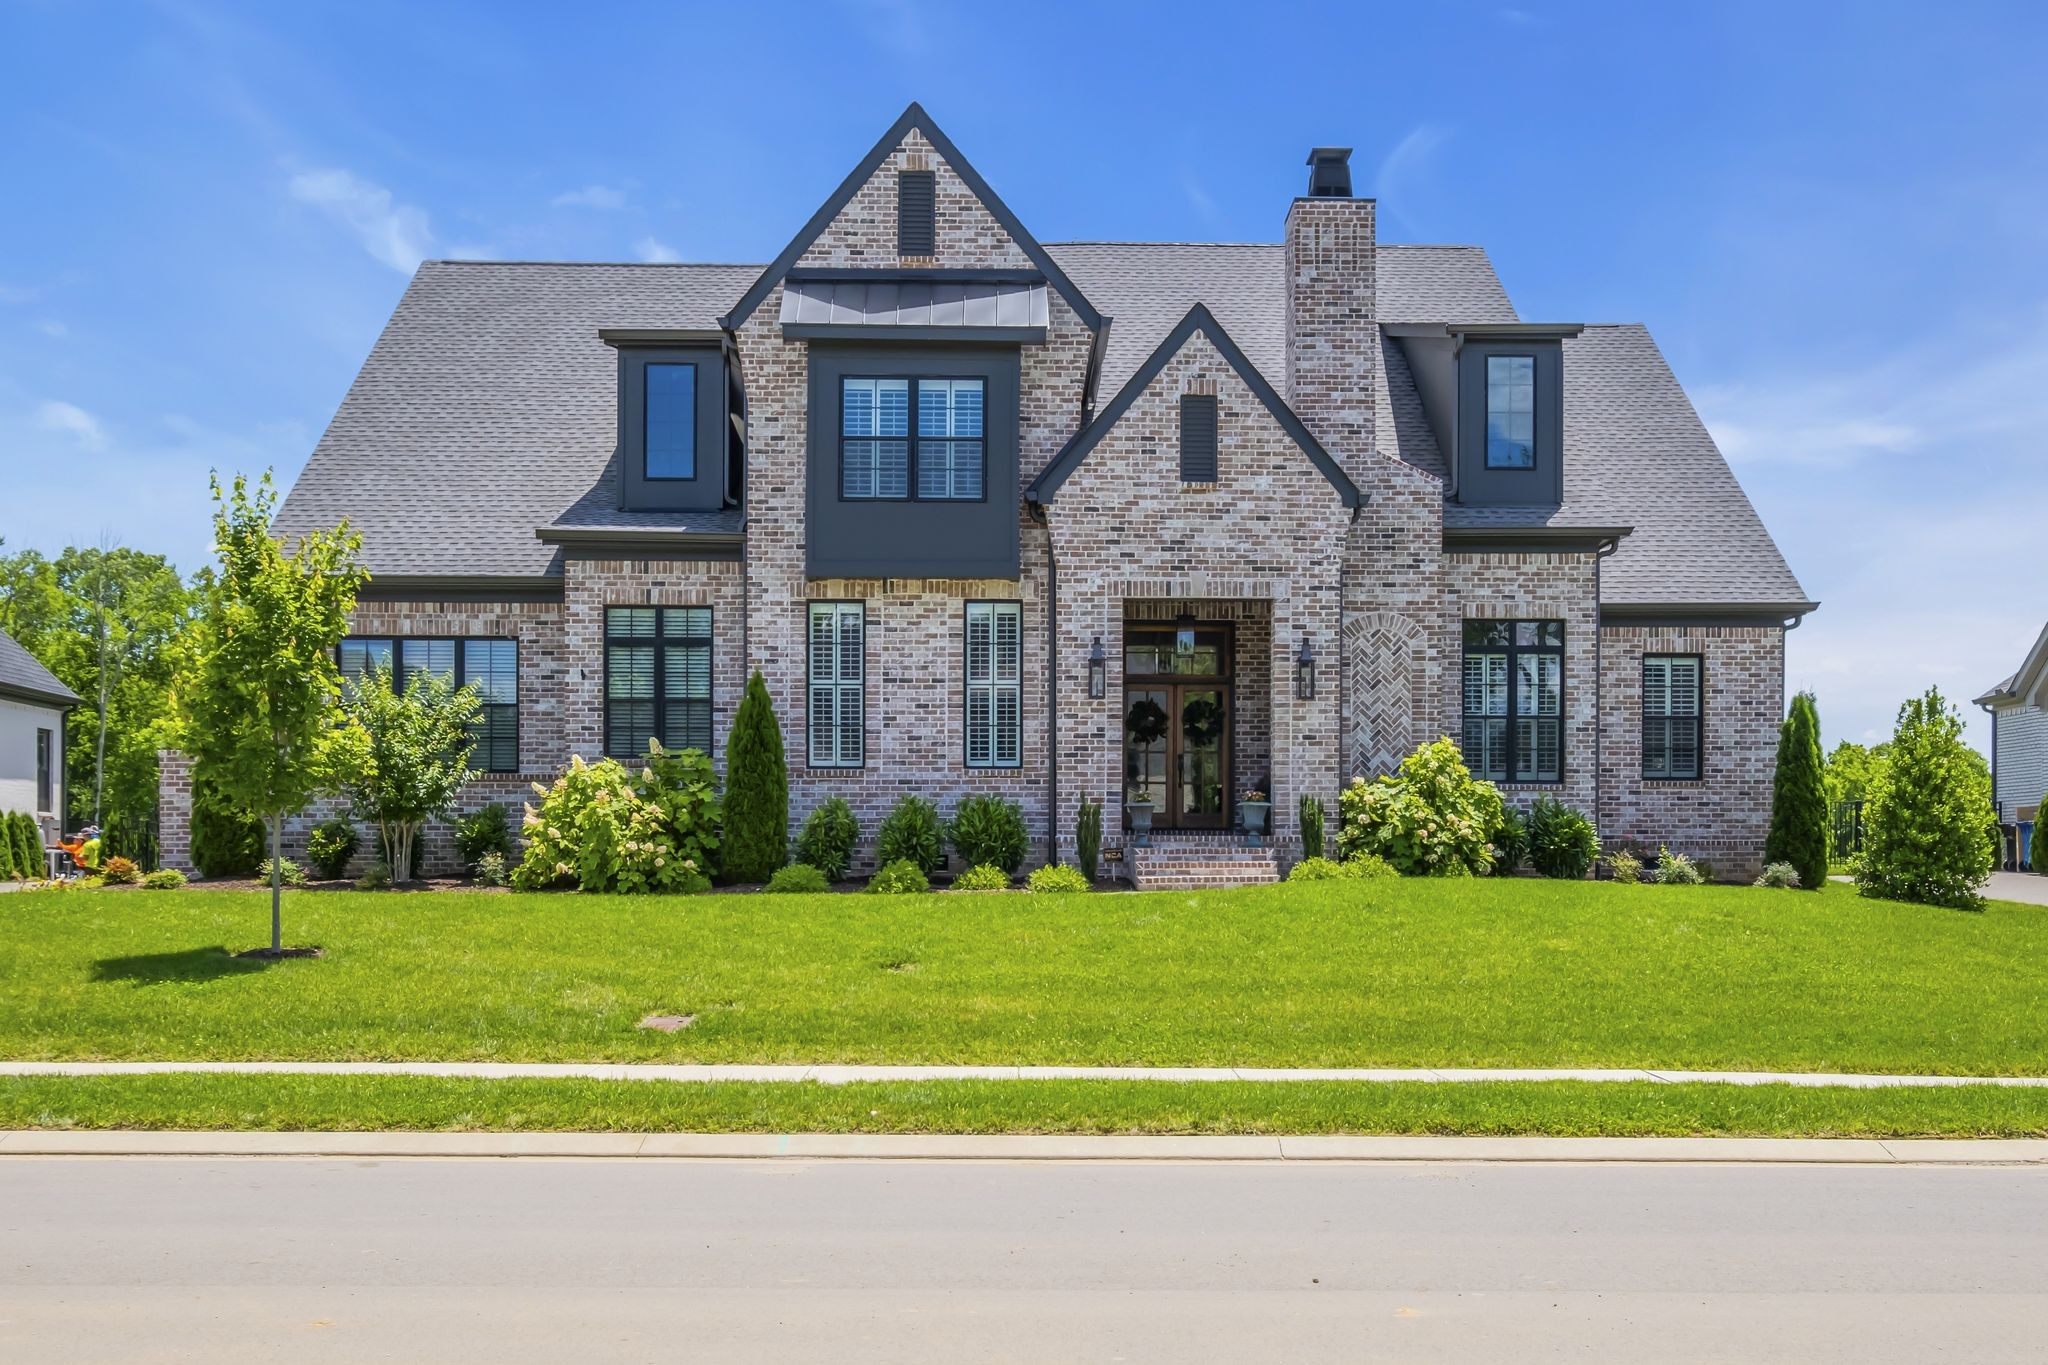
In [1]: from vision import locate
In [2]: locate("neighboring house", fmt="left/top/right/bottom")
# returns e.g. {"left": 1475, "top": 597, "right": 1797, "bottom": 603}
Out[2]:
{"left": 159, "top": 104, "right": 1813, "bottom": 883}
{"left": 0, "top": 627, "right": 75, "bottom": 850}
{"left": 1976, "top": 623, "right": 2048, "bottom": 870}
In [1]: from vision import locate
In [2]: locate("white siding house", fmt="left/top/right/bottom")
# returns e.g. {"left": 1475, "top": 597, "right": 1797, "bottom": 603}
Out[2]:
{"left": 0, "top": 628, "right": 75, "bottom": 850}
{"left": 1978, "top": 623, "right": 2048, "bottom": 870}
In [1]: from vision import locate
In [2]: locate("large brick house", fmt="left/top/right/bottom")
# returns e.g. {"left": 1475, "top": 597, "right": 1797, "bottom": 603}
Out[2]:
{"left": 159, "top": 104, "right": 1813, "bottom": 883}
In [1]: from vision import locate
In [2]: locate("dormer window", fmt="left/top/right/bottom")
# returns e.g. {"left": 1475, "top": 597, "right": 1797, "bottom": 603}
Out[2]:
{"left": 1484, "top": 355, "right": 1535, "bottom": 469}
{"left": 645, "top": 362, "right": 697, "bottom": 480}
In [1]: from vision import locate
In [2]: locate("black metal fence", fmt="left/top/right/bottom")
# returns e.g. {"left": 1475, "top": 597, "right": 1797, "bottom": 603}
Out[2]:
{"left": 1830, "top": 800, "right": 1866, "bottom": 859}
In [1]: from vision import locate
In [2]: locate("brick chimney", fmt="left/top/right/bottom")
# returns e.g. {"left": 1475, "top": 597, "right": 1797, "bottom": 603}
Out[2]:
{"left": 1285, "top": 148, "right": 1376, "bottom": 470}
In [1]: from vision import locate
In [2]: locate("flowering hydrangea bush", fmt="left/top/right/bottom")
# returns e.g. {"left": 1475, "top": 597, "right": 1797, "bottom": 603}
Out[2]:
{"left": 511, "top": 743, "right": 720, "bottom": 894}
{"left": 1335, "top": 738, "right": 1505, "bottom": 876}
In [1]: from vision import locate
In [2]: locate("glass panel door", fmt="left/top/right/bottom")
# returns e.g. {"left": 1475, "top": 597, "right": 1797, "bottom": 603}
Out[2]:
{"left": 1124, "top": 688, "right": 1171, "bottom": 811}
{"left": 1176, "top": 687, "right": 1229, "bottom": 828}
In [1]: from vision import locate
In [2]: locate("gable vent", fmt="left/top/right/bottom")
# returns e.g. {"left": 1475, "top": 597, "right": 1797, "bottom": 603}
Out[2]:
{"left": 897, "top": 170, "right": 936, "bottom": 256}
{"left": 1180, "top": 393, "right": 1219, "bottom": 483}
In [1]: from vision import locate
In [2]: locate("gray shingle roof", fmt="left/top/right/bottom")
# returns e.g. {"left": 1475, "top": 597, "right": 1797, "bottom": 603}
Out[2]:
{"left": 274, "top": 261, "right": 759, "bottom": 580}
{"left": 0, "top": 628, "right": 78, "bottom": 707}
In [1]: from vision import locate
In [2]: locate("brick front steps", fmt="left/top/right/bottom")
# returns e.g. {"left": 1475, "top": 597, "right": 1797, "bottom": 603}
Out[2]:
{"left": 1128, "top": 837, "right": 1281, "bottom": 890}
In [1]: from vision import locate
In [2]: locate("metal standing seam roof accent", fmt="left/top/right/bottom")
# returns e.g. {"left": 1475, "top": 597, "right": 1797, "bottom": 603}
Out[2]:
{"left": 0, "top": 628, "right": 79, "bottom": 707}
{"left": 779, "top": 278, "right": 1049, "bottom": 329}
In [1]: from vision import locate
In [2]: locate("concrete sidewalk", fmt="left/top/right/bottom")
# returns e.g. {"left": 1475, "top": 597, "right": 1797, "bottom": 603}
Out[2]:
{"left": 5, "top": 1059, "right": 2048, "bottom": 1087}
{"left": 3, "top": 1129, "right": 2047, "bottom": 1163}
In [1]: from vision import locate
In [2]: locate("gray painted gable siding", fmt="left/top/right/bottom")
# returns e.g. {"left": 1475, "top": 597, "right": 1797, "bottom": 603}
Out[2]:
{"left": 1993, "top": 702, "right": 2048, "bottom": 823}
{"left": 0, "top": 628, "right": 78, "bottom": 707}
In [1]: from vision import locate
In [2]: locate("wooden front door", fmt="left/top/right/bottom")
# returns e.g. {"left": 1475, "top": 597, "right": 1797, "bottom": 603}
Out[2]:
{"left": 1123, "top": 626, "right": 1232, "bottom": 830}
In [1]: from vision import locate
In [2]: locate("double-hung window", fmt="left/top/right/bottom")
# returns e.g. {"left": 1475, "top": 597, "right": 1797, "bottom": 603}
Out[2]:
{"left": 841, "top": 376, "right": 984, "bottom": 501}
{"left": 35, "top": 728, "right": 53, "bottom": 812}
{"left": 808, "top": 603, "right": 865, "bottom": 768}
{"left": 1462, "top": 619, "right": 1563, "bottom": 783}
{"left": 964, "top": 602, "right": 1021, "bottom": 768}
{"left": 605, "top": 607, "right": 713, "bottom": 760}
{"left": 337, "top": 636, "right": 520, "bottom": 772}
{"left": 1642, "top": 655, "right": 1703, "bottom": 780}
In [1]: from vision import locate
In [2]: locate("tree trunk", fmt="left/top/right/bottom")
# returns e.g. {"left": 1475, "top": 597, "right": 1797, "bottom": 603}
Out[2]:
{"left": 269, "top": 812, "right": 283, "bottom": 951}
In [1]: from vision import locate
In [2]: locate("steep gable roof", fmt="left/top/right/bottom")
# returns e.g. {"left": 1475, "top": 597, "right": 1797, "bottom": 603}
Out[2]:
{"left": 1977, "top": 623, "right": 2048, "bottom": 706}
{"left": 0, "top": 627, "right": 78, "bottom": 708}
{"left": 1028, "top": 303, "right": 1360, "bottom": 509}
{"left": 720, "top": 102, "right": 1103, "bottom": 334}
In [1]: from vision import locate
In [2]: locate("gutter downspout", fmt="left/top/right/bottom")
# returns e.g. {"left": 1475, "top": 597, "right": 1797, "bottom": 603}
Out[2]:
{"left": 1978, "top": 700, "right": 2001, "bottom": 867}
{"left": 1031, "top": 500, "right": 1059, "bottom": 868}
{"left": 1594, "top": 535, "right": 1620, "bottom": 850}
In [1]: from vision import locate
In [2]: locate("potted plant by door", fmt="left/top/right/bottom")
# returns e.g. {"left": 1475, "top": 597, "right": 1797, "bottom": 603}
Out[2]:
{"left": 1125, "top": 785, "right": 1156, "bottom": 846}
{"left": 1238, "top": 788, "right": 1272, "bottom": 847}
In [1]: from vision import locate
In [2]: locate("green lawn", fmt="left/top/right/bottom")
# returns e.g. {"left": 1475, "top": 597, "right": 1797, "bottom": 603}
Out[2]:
{"left": 6, "top": 1074, "right": 2048, "bottom": 1138}
{"left": 3, "top": 878, "right": 2042, "bottom": 1073}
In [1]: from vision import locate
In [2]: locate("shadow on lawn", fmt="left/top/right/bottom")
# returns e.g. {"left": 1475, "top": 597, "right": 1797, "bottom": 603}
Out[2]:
{"left": 91, "top": 947, "right": 277, "bottom": 985}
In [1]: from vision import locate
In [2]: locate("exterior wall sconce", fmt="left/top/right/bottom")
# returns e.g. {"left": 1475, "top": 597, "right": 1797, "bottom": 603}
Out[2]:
{"left": 1296, "top": 632, "right": 1316, "bottom": 700}
{"left": 1088, "top": 636, "right": 1107, "bottom": 699}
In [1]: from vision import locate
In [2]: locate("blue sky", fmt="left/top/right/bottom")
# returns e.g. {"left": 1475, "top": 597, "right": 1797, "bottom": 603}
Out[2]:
{"left": 3, "top": 0, "right": 2045, "bottom": 752}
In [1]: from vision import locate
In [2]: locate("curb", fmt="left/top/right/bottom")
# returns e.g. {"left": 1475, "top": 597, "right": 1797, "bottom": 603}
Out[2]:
{"left": 6, "top": 1060, "right": 2048, "bottom": 1088}
{"left": 4, "top": 1131, "right": 2048, "bottom": 1164}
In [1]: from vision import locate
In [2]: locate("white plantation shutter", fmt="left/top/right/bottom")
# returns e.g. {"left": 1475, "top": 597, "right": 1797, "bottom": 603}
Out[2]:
{"left": 964, "top": 602, "right": 1022, "bottom": 767}
{"left": 809, "top": 603, "right": 865, "bottom": 767}
{"left": 1642, "top": 656, "right": 1702, "bottom": 779}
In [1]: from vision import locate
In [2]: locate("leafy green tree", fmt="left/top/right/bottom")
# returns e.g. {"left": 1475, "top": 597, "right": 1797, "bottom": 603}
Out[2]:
{"left": 334, "top": 660, "right": 481, "bottom": 884}
{"left": 175, "top": 472, "right": 365, "bottom": 950}
{"left": 1854, "top": 687, "right": 1993, "bottom": 909}
{"left": 1765, "top": 692, "right": 1829, "bottom": 891}
{"left": 1823, "top": 740, "right": 1889, "bottom": 808}
{"left": 721, "top": 671, "right": 787, "bottom": 883}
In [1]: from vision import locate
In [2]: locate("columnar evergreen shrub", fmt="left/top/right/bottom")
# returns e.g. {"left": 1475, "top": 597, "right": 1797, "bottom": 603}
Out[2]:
{"left": 1336, "top": 738, "right": 1505, "bottom": 876}
{"left": 1075, "top": 798, "right": 1102, "bottom": 882}
{"left": 947, "top": 794, "right": 1028, "bottom": 873}
{"left": 190, "top": 779, "right": 265, "bottom": 879}
{"left": 1855, "top": 687, "right": 1993, "bottom": 909}
{"left": 795, "top": 797, "right": 858, "bottom": 881}
{"left": 876, "top": 795, "right": 945, "bottom": 872}
{"left": 722, "top": 671, "right": 787, "bottom": 883}
{"left": 2038, "top": 790, "right": 2048, "bottom": 876}
{"left": 1526, "top": 797, "right": 1599, "bottom": 880}
{"left": 1764, "top": 691, "right": 1829, "bottom": 892}
{"left": 1, "top": 813, "right": 27, "bottom": 879}
{"left": 306, "top": 818, "right": 359, "bottom": 881}
{"left": 1492, "top": 805, "right": 1528, "bottom": 876}
{"left": 1298, "top": 794, "right": 1326, "bottom": 861}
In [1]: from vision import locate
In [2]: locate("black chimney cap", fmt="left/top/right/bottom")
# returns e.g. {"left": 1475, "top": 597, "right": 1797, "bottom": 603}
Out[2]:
{"left": 1306, "top": 147, "right": 1354, "bottom": 197}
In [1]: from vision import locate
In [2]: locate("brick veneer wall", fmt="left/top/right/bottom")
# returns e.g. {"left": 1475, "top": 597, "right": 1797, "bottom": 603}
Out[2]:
{"left": 1598, "top": 623, "right": 1784, "bottom": 880}
{"left": 560, "top": 557, "right": 746, "bottom": 764}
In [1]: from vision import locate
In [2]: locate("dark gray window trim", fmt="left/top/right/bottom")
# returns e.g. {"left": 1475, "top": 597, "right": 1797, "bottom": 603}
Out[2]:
{"left": 836, "top": 372, "right": 989, "bottom": 505}
{"left": 897, "top": 168, "right": 935, "bottom": 256}
{"left": 806, "top": 601, "right": 867, "bottom": 771}
{"left": 962, "top": 599, "right": 1024, "bottom": 770}
{"left": 785, "top": 267, "right": 1043, "bottom": 285}
{"left": 614, "top": 345, "right": 726, "bottom": 512}
{"left": 783, "top": 323, "right": 1046, "bottom": 344}
{"left": 641, "top": 360, "right": 700, "bottom": 483}
{"left": 36, "top": 726, "right": 53, "bottom": 811}
{"left": 1442, "top": 526, "right": 1632, "bottom": 553}
{"left": 355, "top": 574, "right": 564, "bottom": 603}
{"left": 719, "top": 101, "right": 1104, "bottom": 335}
{"left": 1641, "top": 652, "right": 1706, "bottom": 782}
{"left": 601, "top": 606, "right": 715, "bottom": 761}
{"left": 1028, "top": 303, "right": 1361, "bottom": 509}
{"left": 1460, "top": 619, "right": 1567, "bottom": 787}
{"left": 336, "top": 635, "right": 521, "bottom": 773}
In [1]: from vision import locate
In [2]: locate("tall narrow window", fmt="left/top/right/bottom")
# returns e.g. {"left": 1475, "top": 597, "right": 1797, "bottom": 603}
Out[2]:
{"left": 808, "top": 603, "right": 865, "bottom": 768}
{"left": 842, "top": 377, "right": 910, "bottom": 499}
{"left": 36, "top": 727, "right": 53, "bottom": 812}
{"left": 1485, "top": 355, "right": 1536, "bottom": 468}
{"left": 1461, "top": 619, "right": 1563, "bottom": 783}
{"left": 897, "top": 169, "right": 936, "bottom": 256}
{"left": 606, "top": 607, "right": 713, "bottom": 760}
{"left": 917, "top": 379, "right": 985, "bottom": 499}
{"left": 644, "top": 362, "right": 697, "bottom": 480}
{"left": 1642, "top": 655, "right": 1703, "bottom": 780}
{"left": 964, "top": 602, "right": 1022, "bottom": 768}
{"left": 1180, "top": 393, "right": 1218, "bottom": 483}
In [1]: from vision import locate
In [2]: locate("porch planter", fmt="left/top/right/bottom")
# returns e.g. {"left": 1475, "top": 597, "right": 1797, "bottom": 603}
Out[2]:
{"left": 1238, "top": 800, "right": 1272, "bottom": 847}
{"left": 1125, "top": 796, "right": 1156, "bottom": 847}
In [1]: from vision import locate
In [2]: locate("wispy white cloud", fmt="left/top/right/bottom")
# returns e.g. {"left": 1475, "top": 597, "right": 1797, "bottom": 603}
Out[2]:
{"left": 0, "top": 283, "right": 34, "bottom": 305}
{"left": 35, "top": 319, "right": 68, "bottom": 339}
{"left": 287, "top": 167, "right": 434, "bottom": 273}
{"left": 1373, "top": 124, "right": 1452, "bottom": 237}
{"left": 1180, "top": 170, "right": 1221, "bottom": 229}
{"left": 1497, "top": 7, "right": 1540, "bottom": 24}
{"left": 35, "top": 399, "right": 106, "bottom": 451}
{"left": 635, "top": 235, "right": 682, "bottom": 264}
{"left": 551, "top": 184, "right": 627, "bottom": 211}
